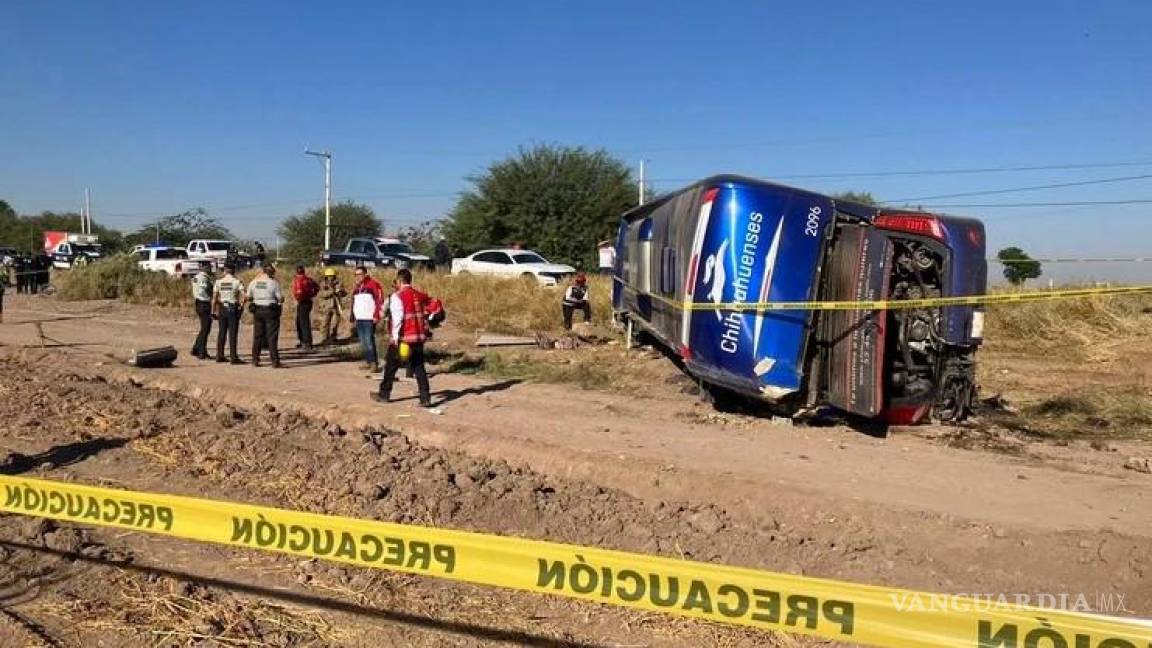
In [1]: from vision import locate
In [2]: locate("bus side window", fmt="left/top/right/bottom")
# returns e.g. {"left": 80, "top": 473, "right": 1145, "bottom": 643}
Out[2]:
{"left": 661, "top": 247, "right": 676, "bottom": 294}
{"left": 638, "top": 218, "right": 653, "bottom": 293}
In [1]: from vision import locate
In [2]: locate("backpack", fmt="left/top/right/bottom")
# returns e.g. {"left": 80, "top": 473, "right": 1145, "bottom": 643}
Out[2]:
{"left": 568, "top": 285, "right": 588, "bottom": 302}
{"left": 426, "top": 297, "right": 446, "bottom": 328}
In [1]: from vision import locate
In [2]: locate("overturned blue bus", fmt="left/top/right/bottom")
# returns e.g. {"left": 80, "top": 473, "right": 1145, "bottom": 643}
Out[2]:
{"left": 612, "top": 175, "right": 987, "bottom": 423}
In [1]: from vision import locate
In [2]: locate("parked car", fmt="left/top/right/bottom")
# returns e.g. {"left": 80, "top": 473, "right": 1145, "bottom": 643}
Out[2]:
{"left": 135, "top": 245, "right": 209, "bottom": 278}
{"left": 0, "top": 247, "right": 19, "bottom": 266}
{"left": 45, "top": 232, "right": 103, "bottom": 269}
{"left": 450, "top": 249, "right": 576, "bottom": 286}
{"left": 321, "top": 237, "right": 434, "bottom": 270}
{"left": 612, "top": 174, "right": 987, "bottom": 424}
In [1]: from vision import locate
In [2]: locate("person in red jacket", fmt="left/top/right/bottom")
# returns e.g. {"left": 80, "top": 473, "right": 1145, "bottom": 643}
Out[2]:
{"left": 291, "top": 266, "right": 320, "bottom": 352}
{"left": 349, "top": 266, "right": 385, "bottom": 371}
{"left": 372, "top": 268, "right": 433, "bottom": 407}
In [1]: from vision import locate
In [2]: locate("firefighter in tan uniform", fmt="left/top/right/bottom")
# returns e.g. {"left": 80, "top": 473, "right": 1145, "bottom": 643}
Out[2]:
{"left": 317, "top": 268, "right": 347, "bottom": 346}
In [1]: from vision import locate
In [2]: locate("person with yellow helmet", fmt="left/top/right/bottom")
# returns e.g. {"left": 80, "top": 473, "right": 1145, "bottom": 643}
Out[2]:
{"left": 316, "top": 267, "right": 348, "bottom": 346}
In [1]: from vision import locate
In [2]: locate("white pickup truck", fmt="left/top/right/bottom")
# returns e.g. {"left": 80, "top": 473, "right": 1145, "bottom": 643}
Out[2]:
{"left": 186, "top": 239, "right": 234, "bottom": 269}
{"left": 133, "top": 246, "right": 209, "bottom": 278}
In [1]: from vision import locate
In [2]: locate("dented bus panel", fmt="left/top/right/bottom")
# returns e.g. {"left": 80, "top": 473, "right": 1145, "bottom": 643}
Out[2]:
{"left": 613, "top": 175, "right": 987, "bottom": 423}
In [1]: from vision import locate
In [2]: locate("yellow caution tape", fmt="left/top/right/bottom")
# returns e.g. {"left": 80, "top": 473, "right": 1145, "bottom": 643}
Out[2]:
{"left": 0, "top": 475, "right": 1148, "bottom": 647}
{"left": 612, "top": 279, "right": 1152, "bottom": 312}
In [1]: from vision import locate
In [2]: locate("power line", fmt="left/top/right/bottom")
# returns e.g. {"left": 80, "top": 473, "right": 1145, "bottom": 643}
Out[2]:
{"left": 885, "top": 173, "right": 1152, "bottom": 202}
{"left": 650, "top": 160, "right": 1152, "bottom": 183}
{"left": 919, "top": 198, "right": 1152, "bottom": 208}
{"left": 82, "top": 163, "right": 1152, "bottom": 224}
{"left": 99, "top": 191, "right": 461, "bottom": 220}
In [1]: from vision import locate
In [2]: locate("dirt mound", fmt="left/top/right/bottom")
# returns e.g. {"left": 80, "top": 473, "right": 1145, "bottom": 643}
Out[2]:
{"left": 123, "top": 373, "right": 836, "bottom": 573}
{"left": 0, "top": 354, "right": 1149, "bottom": 646}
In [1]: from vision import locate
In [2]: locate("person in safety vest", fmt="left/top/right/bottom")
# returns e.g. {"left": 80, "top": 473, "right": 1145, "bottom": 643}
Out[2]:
{"left": 372, "top": 268, "right": 434, "bottom": 408}
{"left": 561, "top": 273, "right": 591, "bottom": 330}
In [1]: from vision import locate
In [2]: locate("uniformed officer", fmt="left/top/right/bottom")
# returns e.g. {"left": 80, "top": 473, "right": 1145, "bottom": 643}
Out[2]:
{"left": 247, "top": 264, "right": 284, "bottom": 368}
{"left": 0, "top": 262, "right": 9, "bottom": 324}
{"left": 13, "top": 256, "right": 28, "bottom": 294}
{"left": 33, "top": 254, "right": 50, "bottom": 293}
{"left": 212, "top": 265, "right": 245, "bottom": 364}
{"left": 190, "top": 263, "right": 214, "bottom": 359}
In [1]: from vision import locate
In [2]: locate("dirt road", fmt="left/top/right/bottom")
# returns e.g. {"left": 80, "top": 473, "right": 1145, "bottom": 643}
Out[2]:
{"left": 0, "top": 293, "right": 1148, "bottom": 645}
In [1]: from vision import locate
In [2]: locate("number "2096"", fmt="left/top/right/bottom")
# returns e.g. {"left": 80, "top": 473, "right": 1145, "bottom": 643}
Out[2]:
{"left": 804, "top": 206, "right": 822, "bottom": 237}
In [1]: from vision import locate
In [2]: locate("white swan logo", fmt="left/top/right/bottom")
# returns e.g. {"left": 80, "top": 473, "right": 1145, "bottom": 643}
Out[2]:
{"left": 701, "top": 239, "right": 728, "bottom": 321}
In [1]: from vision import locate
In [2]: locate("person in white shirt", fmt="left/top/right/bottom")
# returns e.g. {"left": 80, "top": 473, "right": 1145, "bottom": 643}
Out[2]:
{"left": 562, "top": 273, "right": 591, "bottom": 330}
{"left": 349, "top": 266, "right": 385, "bottom": 372}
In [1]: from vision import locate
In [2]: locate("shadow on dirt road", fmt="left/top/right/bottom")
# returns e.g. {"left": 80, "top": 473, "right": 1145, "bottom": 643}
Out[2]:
{"left": 1, "top": 438, "right": 129, "bottom": 476}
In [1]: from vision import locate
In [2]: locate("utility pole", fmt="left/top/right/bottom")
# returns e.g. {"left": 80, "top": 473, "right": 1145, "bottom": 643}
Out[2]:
{"left": 638, "top": 159, "right": 647, "bottom": 205}
{"left": 83, "top": 188, "right": 92, "bottom": 234}
{"left": 304, "top": 149, "right": 333, "bottom": 250}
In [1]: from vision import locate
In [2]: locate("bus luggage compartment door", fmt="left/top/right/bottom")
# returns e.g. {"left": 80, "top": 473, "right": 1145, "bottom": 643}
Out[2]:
{"left": 817, "top": 225, "right": 892, "bottom": 417}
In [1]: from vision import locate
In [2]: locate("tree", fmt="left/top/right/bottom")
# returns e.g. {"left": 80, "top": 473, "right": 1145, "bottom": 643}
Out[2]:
{"left": 443, "top": 144, "right": 636, "bottom": 268}
{"left": 831, "top": 191, "right": 879, "bottom": 206}
{"left": 997, "top": 246, "right": 1042, "bottom": 285}
{"left": 395, "top": 220, "right": 444, "bottom": 256}
{"left": 0, "top": 207, "right": 126, "bottom": 254}
{"left": 277, "top": 200, "right": 381, "bottom": 262}
{"left": 130, "top": 208, "right": 232, "bottom": 249}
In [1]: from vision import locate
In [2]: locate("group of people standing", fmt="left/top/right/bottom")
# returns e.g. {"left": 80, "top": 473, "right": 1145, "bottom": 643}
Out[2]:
{"left": 190, "top": 263, "right": 282, "bottom": 366}
{"left": 350, "top": 266, "right": 441, "bottom": 408}
{"left": 0, "top": 253, "right": 54, "bottom": 324}
{"left": 189, "top": 263, "right": 441, "bottom": 408}
{"left": 10, "top": 254, "right": 52, "bottom": 295}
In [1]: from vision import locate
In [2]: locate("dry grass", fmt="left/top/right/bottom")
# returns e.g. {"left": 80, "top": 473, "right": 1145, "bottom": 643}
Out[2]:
{"left": 1018, "top": 386, "right": 1152, "bottom": 440}
{"left": 54, "top": 254, "right": 190, "bottom": 307}
{"left": 394, "top": 269, "right": 613, "bottom": 334}
{"left": 978, "top": 288, "right": 1152, "bottom": 439}
{"left": 984, "top": 287, "right": 1152, "bottom": 361}
{"left": 38, "top": 569, "right": 342, "bottom": 646}
{"left": 480, "top": 348, "right": 627, "bottom": 390}
{"left": 56, "top": 259, "right": 612, "bottom": 335}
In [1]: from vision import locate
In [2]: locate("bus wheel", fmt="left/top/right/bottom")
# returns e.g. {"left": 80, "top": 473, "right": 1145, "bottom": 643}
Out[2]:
{"left": 934, "top": 376, "right": 974, "bottom": 422}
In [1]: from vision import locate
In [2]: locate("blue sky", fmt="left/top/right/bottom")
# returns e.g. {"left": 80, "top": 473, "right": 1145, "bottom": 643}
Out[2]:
{"left": 2, "top": 1, "right": 1150, "bottom": 279}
